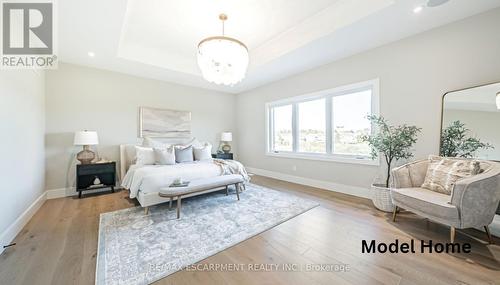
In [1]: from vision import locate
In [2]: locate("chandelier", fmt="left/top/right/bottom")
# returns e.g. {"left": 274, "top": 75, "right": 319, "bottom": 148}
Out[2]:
{"left": 197, "top": 14, "right": 249, "bottom": 86}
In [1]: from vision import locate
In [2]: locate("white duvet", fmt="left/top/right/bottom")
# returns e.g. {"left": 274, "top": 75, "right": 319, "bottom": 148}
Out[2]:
{"left": 122, "top": 161, "right": 223, "bottom": 198}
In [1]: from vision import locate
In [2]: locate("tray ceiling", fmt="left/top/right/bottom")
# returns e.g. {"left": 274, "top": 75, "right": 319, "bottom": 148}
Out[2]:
{"left": 117, "top": 0, "right": 392, "bottom": 75}
{"left": 58, "top": 0, "right": 500, "bottom": 93}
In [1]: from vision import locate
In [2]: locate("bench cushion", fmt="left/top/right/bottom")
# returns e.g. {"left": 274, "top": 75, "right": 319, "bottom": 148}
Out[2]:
{"left": 159, "top": 174, "right": 244, "bottom": 197}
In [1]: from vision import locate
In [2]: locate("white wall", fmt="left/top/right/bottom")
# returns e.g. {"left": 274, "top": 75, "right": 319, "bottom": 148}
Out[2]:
{"left": 0, "top": 69, "right": 45, "bottom": 248}
{"left": 45, "top": 63, "right": 235, "bottom": 194}
{"left": 236, "top": 8, "right": 500, "bottom": 196}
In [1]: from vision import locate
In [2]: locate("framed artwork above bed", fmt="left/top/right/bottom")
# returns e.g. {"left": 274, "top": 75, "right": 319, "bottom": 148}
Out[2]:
{"left": 139, "top": 107, "right": 191, "bottom": 138}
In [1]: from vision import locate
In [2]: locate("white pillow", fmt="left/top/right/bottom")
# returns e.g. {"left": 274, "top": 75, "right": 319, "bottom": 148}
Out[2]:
{"left": 154, "top": 146, "right": 176, "bottom": 165}
{"left": 193, "top": 143, "right": 212, "bottom": 161}
{"left": 135, "top": 146, "right": 155, "bottom": 165}
{"left": 142, "top": 137, "right": 172, "bottom": 149}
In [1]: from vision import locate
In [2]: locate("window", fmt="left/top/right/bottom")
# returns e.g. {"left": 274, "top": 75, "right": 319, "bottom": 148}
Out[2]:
{"left": 298, "top": 99, "right": 326, "bottom": 153}
{"left": 266, "top": 79, "right": 379, "bottom": 165}
{"left": 271, "top": 105, "right": 293, "bottom": 151}
{"left": 332, "top": 90, "right": 371, "bottom": 156}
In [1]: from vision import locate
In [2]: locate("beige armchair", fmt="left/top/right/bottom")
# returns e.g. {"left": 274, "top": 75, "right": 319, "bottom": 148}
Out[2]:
{"left": 390, "top": 158, "right": 500, "bottom": 243}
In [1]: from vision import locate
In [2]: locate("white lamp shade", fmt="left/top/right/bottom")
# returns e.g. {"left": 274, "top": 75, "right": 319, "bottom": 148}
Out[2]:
{"left": 74, "top": 131, "right": 99, "bottom": 145}
{"left": 221, "top": 132, "right": 233, "bottom": 142}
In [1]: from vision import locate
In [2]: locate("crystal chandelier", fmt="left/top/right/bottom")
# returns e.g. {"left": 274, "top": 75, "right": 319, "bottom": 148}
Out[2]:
{"left": 197, "top": 14, "right": 249, "bottom": 86}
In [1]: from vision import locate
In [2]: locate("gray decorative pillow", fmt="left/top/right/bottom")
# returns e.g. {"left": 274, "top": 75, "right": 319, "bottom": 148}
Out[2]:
{"left": 175, "top": 145, "right": 194, "bottom": 163}
{"left": 154, "top": 146, "right": 175, "bottom": 165}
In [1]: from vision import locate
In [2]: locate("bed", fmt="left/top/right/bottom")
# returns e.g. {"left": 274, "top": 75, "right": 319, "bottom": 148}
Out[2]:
{"left": 119, "top": 144, "right": 248, "bottom": 208}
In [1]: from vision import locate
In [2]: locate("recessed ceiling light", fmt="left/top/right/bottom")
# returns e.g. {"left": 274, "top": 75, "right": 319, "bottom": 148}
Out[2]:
{"left": 413, "top": 6, "right": 423, "bottom": 13}
{"left": 427, "top": 0, "right": 449, "bottom": 7}
{"left": 88, "top": 52, "right": 95, "bottom": 57}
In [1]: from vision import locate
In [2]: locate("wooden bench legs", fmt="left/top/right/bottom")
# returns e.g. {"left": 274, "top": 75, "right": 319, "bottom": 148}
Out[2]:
{"left": 176, "top": 196, "right": 182, "bottom": 219}
{"left": 227, "top": 183, "right": 244, "bottom": 198}
{"left": 167, "top": 183, "right": 243, "bottom": 219}
{"left": 235, "top": 183, "right": 240, "bottom": 201}
{"left": 166, "top": 196, "right": 182, "bottom": 219}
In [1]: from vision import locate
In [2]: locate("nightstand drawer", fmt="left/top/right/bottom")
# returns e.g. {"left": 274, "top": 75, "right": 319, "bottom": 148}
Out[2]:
{"left": 77, "top": 163, "right": 115, "bottom": 175}
{"left": 212, "top": 153, "right": 233, "bottom": 160}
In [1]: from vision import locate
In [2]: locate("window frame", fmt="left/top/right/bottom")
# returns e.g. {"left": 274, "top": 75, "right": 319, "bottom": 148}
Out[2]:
{"left": 265, "top": 79, "right": 380, "bottom": 166}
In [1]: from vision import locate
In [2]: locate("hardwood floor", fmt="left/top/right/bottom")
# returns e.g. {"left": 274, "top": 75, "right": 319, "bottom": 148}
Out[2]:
{"left": 1, "top": 175, "right": 499, "bottom": 285}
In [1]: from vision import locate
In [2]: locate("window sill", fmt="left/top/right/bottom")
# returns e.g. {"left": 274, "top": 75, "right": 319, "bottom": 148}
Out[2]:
{"left": 265, "top": 152, "right": 380, "bottom": 166}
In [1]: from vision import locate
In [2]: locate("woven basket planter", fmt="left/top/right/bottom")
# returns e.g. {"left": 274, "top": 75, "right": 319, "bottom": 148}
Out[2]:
{"left": 371, "top": 184, "right": 395, "bottom": 212}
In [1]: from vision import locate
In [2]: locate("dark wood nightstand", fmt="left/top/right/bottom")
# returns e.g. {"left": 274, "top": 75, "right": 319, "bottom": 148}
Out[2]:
{"left": 76, "top": 162, "right": 116, "bottom": 198}
{"left": 212, "top": 153, "right": 233, "bottom": 160}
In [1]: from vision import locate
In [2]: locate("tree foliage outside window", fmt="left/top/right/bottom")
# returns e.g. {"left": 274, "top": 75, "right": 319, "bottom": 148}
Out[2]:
{"left": 361, "top": 115, "right": 421, "bottom": 188}
{"left": 440, "top": 120, "right": 493, "bottom": 158}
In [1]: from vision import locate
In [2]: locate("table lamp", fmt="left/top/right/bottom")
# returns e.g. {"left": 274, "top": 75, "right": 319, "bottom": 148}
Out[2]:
{"left": 74, "top": 130, "right": 99, "bottom": 164}
{"left": 220, "top": 132, "right": 232, "bottom": 153}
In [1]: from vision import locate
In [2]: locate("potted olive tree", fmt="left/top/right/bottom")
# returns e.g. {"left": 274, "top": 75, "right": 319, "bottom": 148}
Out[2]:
{"left": 361, "top": 115, "right": 421, "bottom": 212}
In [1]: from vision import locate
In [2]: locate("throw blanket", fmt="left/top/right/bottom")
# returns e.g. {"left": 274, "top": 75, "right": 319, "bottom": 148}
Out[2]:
{"left": 214, "top": 159, "right": 250, "bottom": 182}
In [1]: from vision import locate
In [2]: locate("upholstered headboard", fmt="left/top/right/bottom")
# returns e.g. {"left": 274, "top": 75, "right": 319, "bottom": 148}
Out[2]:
{"left": 119, "top": 144, "right": 137, "bottom": 181}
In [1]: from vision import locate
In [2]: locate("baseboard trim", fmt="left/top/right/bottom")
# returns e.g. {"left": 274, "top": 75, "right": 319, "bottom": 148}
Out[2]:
{"left": 247, "top": 167, "right": 372, "bottom": 199}
{"left": 46, "top": 187, "right": 71, "bottom": 199}
{"left": 46, "top": 186, "right": 120, "bottom": 199}
{"left": 1, "top": 185, "right": 121, "bottom": 253}
{"left": 0, "top": 191, "right": 47, "bottom": 255}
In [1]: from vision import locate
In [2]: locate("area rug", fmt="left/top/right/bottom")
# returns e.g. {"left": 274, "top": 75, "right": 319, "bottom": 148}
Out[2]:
{"left": 95, "top": 183, "right": 319, "bottom": 285}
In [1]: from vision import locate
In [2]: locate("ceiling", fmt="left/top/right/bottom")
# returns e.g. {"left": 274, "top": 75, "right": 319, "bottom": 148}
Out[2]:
{"left": 58, "top": 0, "right": 500, "bottom": 94}
{"left": 117, "top": 0, "right": 393, "bottom": 75}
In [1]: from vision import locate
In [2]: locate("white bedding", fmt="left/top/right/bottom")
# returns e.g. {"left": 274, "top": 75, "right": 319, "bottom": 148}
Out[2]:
{"left": 122, "top": 161, "right": 223, "bottom": 198}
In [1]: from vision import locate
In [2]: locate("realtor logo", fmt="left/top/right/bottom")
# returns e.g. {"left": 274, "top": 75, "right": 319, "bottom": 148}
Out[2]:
{"left": 1, "top": 1, "right": 57, "bottom": 69}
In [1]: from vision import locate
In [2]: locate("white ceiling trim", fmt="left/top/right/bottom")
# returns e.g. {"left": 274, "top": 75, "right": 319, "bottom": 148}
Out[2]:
{"left": 251, "top": 0, "right": 394, "bottom": 67}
